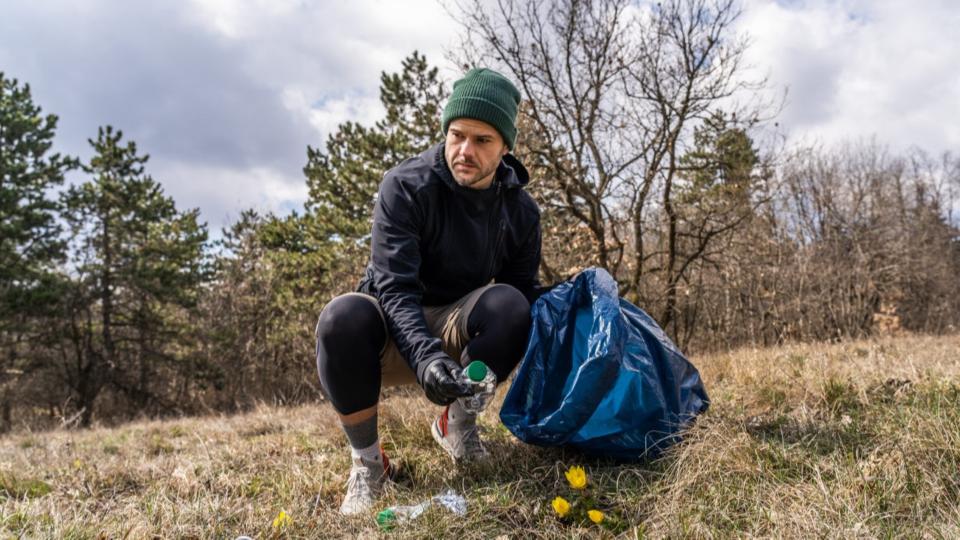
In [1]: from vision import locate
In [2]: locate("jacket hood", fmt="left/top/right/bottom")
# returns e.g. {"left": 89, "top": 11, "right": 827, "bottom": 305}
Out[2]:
{"left": 428, "top": 142, "right": 530, "bottom": 191}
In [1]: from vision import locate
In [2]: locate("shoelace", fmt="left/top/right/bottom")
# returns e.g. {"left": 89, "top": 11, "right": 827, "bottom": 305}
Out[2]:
{"left": 344, "top": 464, "right": 375, "bottom": 502}
{"left": 457, "top": 424, "right": 485, "bottom": 457}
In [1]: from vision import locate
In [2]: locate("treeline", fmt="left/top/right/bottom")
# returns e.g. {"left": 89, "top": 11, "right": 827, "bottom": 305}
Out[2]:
{"left": 0, "top": 54, "right": 443, "bottom": 430}
{"left": 454, "top": 0, "right": 960, "bottom": 352}
{"left": 2, "top": 0, "right": 959, "bottom": 431}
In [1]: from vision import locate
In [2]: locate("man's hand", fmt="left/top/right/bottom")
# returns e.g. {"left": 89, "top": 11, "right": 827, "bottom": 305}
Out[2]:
{"left": 419, "top": 356, "right": 473, "bottom": 406}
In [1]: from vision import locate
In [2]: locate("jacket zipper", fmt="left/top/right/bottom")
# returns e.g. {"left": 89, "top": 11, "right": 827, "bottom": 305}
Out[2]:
{"left": 486, "top": 181, "right": 506, "bottom": 280}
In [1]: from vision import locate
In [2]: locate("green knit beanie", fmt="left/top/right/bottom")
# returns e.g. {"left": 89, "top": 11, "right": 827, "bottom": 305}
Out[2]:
{"left": 442, "top": 68, "right": 521, "bottom": 149}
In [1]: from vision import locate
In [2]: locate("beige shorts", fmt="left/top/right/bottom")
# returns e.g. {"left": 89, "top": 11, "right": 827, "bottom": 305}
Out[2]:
{"left": 335, "top": 284, "right": 498, "bottom": 387}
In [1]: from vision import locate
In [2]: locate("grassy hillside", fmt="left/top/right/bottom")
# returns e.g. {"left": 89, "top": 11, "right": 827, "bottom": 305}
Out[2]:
{"left": 2, "top": 334, "right": 959, "bottom": 538}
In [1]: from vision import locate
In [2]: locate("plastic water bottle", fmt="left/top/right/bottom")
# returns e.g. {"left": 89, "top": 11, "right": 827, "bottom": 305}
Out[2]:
{"left": 458, "top": 360, "right": 496, "bottom": 414}
{"left": 376, "top": 489, "right": 467, "bottom": 530}
{"left": 376, "top": 501, "right": 431, "bottom": 530}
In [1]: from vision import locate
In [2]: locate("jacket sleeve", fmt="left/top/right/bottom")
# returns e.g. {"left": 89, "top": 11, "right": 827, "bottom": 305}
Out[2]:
{"left": 370, "top": 174, "right": 449, "bottom": 381}
{"left": 495, "top": 207, "right": 553, "bottom": 305}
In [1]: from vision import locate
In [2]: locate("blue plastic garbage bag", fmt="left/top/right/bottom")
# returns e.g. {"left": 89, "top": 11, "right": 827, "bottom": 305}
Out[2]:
{"left": 500, "top": 267, "right": 709, "bottom": 459}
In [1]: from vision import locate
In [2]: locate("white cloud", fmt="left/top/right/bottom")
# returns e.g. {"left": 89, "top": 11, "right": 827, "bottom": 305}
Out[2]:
{"left": 738, "top": 0, "right": 960, "bottom": 153}
{"left": 155, "top": 161, "right": 309, "bottom": 233}
{"left": 183, "top": 0, "right": 460, "bottom": 96}
{"left": 1, "top": 0, "right": 461, "bottom": 232}
{"left": 3, "top": 0, "right": 957, "bottom": 233}
{"left": 305, "top": 95, "right": 385, "bottom": 140}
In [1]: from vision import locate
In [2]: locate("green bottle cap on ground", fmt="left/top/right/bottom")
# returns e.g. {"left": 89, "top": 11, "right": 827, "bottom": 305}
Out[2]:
{"left": 466, "top": 360, "right": 488, "bottom": 382}
{"left": 376, "top": 508, "right": 396, "bottom": 529}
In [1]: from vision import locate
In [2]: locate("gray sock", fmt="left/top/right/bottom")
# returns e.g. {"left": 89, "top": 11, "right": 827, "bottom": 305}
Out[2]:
{"left": 342, "top": 412, "right": 378, "bottom": 450}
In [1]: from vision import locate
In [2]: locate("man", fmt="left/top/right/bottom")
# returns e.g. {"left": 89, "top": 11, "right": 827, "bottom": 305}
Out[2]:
{"left": 315, "top": 68, "right": 548, "bottom": 515}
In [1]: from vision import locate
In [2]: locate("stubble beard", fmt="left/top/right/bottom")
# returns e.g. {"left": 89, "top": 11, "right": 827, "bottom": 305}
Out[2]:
{"left": 452, "top": 160, "right": 497, "bottom": 189}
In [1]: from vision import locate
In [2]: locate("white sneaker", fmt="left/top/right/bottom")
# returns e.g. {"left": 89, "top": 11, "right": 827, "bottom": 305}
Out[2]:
{"left": 339, "top": 450, "right": 394, "bottom": 516}
{"left": 431, "top": 406, "right": 489, "bottom": 463}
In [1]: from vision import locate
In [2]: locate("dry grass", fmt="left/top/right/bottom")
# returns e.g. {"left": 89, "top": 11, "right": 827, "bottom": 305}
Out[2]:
{"left": 2, "top": 333, "right": 959, "bottom": 538}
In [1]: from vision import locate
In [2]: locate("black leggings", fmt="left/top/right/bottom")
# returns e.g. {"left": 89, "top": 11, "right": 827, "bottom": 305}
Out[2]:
{"left": 315, "top": 285, "right": 531, "bottom": 415}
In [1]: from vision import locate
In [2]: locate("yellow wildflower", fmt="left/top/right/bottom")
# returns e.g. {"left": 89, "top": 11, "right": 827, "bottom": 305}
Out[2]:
{"left": 272, "top": 510, "right": 291, "bottom": 529}
{"left": 551, "top": 496, "right": 571, "bottom": 518}
{"left": 588, "top": 509, "right": 604, "bottom": 524}
{"left": 565, "top": 465, "right": 587, "bottom": 489}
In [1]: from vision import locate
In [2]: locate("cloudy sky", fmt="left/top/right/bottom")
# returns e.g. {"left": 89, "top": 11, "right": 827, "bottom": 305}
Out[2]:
{"left": 2, "top": 0, "right": 958, "bottom": 232}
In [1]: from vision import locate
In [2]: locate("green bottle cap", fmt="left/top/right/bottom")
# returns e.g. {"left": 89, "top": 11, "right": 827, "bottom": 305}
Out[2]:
{"left": 376, "top": 509, "right": 396, "bottom": 530}
{"left": 466, "top": 360, "right": 488, "bottom": 382}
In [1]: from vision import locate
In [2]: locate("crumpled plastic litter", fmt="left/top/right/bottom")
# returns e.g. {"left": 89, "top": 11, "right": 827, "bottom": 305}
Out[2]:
{"left": 376, "top": 489, "right": 467, "bottom": 529}
{"left": 431, "top": 488, "right": 467, "bottom": 516}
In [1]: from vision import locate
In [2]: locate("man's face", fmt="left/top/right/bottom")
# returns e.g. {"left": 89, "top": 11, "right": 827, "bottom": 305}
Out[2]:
{"left": 444, "top": 118, "right": 508, "bottom": 190}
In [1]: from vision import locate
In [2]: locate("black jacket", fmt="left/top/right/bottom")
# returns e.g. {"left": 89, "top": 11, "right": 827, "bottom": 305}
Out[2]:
{"left": 358, "top": 142, "right": 543, "bottom": 382}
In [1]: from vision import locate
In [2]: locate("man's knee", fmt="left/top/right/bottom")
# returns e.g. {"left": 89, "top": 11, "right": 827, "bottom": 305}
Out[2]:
{"left": 315, "top": 295, "right": 385, "bottom": 412}
{"left": 470, "top": 284, "right": 531, "bottom": 334}
{"left": 316, "top": 294, "right": 386, "bottom": 346}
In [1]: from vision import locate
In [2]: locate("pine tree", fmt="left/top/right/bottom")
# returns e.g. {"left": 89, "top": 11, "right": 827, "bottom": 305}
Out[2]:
{"left": 0, "top": 72, "right": 78, "bottom": 326}
{"left": 678, "top": 112, "right": 760, "bottom": 206}
{"left": 61, "top": 126, "right": 207, "bottom": 426}
{"left": 303, "top": 51, "right": 446, "bottom": 242}
{"left": 0, "top": 73, "right": 79, "bottom": 430}
{"left": 659, "top": 112, "right": 764, "bottom": 341}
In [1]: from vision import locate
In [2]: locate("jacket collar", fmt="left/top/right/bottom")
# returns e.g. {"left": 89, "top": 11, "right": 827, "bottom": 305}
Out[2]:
{"left": 427, "top": 142, "right": 530, "bottom": 191}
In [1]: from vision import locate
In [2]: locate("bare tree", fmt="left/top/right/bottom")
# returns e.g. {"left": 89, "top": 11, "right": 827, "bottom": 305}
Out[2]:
{"left": 449, "top": 0, "right": 776, "bottom": 338}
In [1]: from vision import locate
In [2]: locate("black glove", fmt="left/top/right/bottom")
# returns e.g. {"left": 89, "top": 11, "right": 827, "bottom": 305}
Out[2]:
{"left": 418, "top": 356, "right": 473, "bottom": 406}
